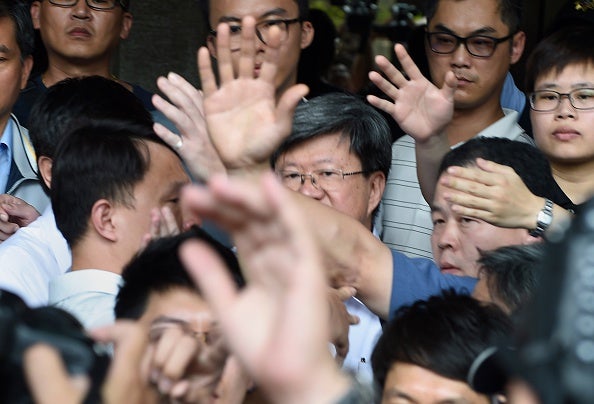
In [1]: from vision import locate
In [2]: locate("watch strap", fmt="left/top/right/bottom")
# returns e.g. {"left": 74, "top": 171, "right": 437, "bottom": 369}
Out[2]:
{"left": 529, "top": 198, "right": 553, "bottom": 238}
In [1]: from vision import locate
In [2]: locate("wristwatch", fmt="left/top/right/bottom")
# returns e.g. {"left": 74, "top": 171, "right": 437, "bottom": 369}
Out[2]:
{"left": 529, "top": 198, "right": 553, "bottom": 238}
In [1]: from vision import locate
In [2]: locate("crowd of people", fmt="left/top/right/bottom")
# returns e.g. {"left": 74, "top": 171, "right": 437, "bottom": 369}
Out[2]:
{"left": 0, "top": 0, "right": 593, "bottom": 403}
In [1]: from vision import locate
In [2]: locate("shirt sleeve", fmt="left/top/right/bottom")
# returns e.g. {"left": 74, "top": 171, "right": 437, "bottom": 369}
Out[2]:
{"left": 389, "top": 248, "right": 477, "bottom": 320}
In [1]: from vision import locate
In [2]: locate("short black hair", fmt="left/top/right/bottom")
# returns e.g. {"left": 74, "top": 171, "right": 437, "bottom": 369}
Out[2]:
{"left": 51, "top": 119, "right": 175, "bottom": 249}
{"left": 478, "top": 244, "right": 544, "bottom": 314}
{"left": 28, "top": 76, "right": 153, "bottom": 194}
{"left": 438, "top": 137, "right": 561, "bottom": 206}
{"left": 425, "top": 0, "right": 523, "bottom": 33}
{"left": 0, "top": 0, "right": 34, "bottom": 60}
{"left": 271, "top": 93, "right": 392, "bottom": 179}
{"left": 115, "top": 226, "right": 245, "bottom": 320}
{"left": 525, "top": 26, "right": 594, "bottom": 93}
{"left": 372, "top": 291, "right": 511, "bottom": 391}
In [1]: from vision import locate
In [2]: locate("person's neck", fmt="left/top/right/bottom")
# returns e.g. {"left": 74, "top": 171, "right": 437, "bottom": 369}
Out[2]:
{"left": 70, "top": 241, "right": 128, "bottom": 274}
{"left": 41, "top": 59, "right": 113, "bottom": 88}
{"left": 445, "top": 102, "right": 506, "bottom": 146}
{"left": 552, "top": 160, "right": 594, "bottom": 205}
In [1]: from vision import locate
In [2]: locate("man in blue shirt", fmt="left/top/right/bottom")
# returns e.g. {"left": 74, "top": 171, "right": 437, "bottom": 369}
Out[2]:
{"left": 0, "top": 0, "right": 48, "bottom": 241}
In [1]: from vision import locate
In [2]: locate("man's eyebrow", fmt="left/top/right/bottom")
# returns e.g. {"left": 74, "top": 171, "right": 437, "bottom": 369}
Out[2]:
{"left": 163, "top": 180, "right": 187, "bottom": 197}
{"left": 383, "top": 388, "right": 417, "bottom": 402}
{"left": 151, "top": 316, "right": 189, "bottom": 327}
{"left": 430, "top": 203, "right": 444, "bottom": 214}
{"left": 432, "top": 23, "right": 498, "bottom": 36}
{"left": 0, "top": 44, "right": 9, "bottom": 53}
{"left": 217, "top": 8, "right": 290, "bottom": 24}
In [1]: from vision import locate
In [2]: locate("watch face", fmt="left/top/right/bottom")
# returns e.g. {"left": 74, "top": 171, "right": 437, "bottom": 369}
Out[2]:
{"left": 537, "top": 208, "right": 553, "bottom": 226}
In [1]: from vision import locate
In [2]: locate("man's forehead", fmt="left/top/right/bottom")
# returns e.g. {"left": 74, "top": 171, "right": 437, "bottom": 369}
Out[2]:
{"left": 209, "top": 0, "right": 298, "bottom": 23}
{"left": 428, "top": 0, "right": 506, "bottom": 31}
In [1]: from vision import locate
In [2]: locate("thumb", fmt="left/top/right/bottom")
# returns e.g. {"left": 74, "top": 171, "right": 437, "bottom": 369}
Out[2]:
{"left": 24, "top": 343, "right": 90, "bottom": 404}
{"left": 442, "top": 70, "right": 458, "bottom": 101}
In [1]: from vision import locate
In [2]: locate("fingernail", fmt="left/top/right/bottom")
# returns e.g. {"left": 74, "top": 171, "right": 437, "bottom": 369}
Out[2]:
{"left": 0, "top": 213, "right": 8, "bottom": 221}
{"left": 170, "top": 380, "right": 190, "bottom": 398}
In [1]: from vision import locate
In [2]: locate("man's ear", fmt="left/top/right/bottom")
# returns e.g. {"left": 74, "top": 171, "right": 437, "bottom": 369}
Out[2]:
{"left": 366, "top": 171, "right": 386, "bottom": 217}
{"left": 207, "top": 34, "right": 217, "bottom": 59}
{"left": 20, "top": 56, "right": 33, "bottom": 90}
{"left": 119, "top": 12, "right": 133, "bottom": 40}
{"left": 90, "top": 199, "right": 118, "bottom": 242}
{"left": 30, "top": 2, "right": 41, "bottom": 30}
{"left": 299, "top": 21, "right": 314, "bottom": 50}
{"left": 510, "top": 31, "right": 525, "bottom": 65}
{"left": 37, "top": 156, "right": 52, "bottom": 189}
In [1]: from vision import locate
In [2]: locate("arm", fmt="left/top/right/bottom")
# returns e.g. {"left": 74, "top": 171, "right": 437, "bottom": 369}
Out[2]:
{"left": 439, "top": 158, "right": 573, "bottom": 236}
{"left": 180, "top": 173, "right": 351, "bottom": 404}
{"left": 367, "top": 43, "right": 457, "bottom": 203}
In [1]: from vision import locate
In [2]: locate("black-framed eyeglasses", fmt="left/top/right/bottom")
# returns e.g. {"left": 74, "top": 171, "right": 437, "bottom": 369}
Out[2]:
{"left": 209, "top": 18, "right": 301, "bottom": 50}
{"left": 529, "top": 88, "right": 594, "bottom": 112}
{"left": 46, "top": 0, "right": 128, "bottom": 11}
{"left": 426, "top": 31, "right": 515, "bottom": 58}
{"left": 277, "top": 169, "right": 367, "bottom": 191}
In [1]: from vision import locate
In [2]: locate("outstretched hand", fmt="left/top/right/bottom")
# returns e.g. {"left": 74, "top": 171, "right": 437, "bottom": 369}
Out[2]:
{"left": 179, "top": 174, "right": 350, "bottom": 403}
{"left": 152, "top": 73, "right": 226, "bottom": 182}
{"left": 367, "top": 43, "right": 456, "bottom": 143}
{"left": 198, "top": 17, "right": 308, "bottom": 172}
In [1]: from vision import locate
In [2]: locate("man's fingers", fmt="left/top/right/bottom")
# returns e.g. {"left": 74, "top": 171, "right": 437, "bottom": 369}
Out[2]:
{"left": 238, "top": 17, "right": 257, "bottom": 79}
{"left": 181, "top": 239, "right": 238, "bottom": 314}
{"left": 197, "top": 46, "right": 218, "bottom": 96}
{"left": 334, "top": 286, "right": 357, "bottom": 301}
{"left": 366, "top": 94, "right": 396, "bottom": 115}
{"left": 215, "top": 23, "right": 235, "bottom": 84}
{"left": 374, "top": 53, "right": 408, "bottom": 88}
{"left": 395, "top": 43, "right": 424, "bottom": 81}
{"left": 24, "top": 344, "right": 90, "bottom": 404}
{"left": 89, "top": 321, "right": 149, "bottom": 403}
{"left": 368, "top": 71, "right": 400, "bottom": 101}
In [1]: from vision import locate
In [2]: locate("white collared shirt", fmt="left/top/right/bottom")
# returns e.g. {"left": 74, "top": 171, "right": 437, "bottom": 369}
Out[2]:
{"left": 0, "top": 205, "right": 71, "bottom": 307}
{"left": 49, "top": 269, "right": 122, "bottom": 330}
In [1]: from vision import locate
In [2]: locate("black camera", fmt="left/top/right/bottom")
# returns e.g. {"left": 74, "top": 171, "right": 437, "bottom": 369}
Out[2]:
{"left": 0, "top": 289, "right": 110, "bottom": 404}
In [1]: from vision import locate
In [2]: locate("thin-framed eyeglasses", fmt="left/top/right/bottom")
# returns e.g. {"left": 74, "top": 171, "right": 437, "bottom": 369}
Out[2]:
{"left": 46, "top": 0, "right": 128, "bottom": 11}
{"left": 529, "top": 88, "right": 594, "bottom": 112}
{"left": 209, "top": 18, "right": 301, "bottom": 50}
{"left": 277, "top": 169, "right": 367, "bottom": 191}
{"left": 426, "top": 31, "right": 516, "bottom": 58}
{"left": 148, "top": 317, "right": 222, "bottom": 345}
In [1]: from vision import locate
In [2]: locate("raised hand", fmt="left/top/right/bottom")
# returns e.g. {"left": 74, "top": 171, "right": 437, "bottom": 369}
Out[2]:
{"left": 198, "top": 17, "right": 308, "bottom": 173}
{"left": 367, "top": 43, "right": 457, "bottom": 143}
{"left": 152, "top": 73, "right": 226, "bottom": 182}
{"left": 179, "top": 173, "right": 350, "bottom": 403}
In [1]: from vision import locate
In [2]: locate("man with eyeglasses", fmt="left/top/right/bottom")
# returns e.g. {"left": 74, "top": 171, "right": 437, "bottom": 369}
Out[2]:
{"left": 12, "top": 0, "right": 155, "bottom": 125}
{"left": 271, "top": 92, "right": 392, "bottom": 382}
{"left": 368, "top": 0, "right": 533, "bottom": 260}
{"left": 202, "top": 0, "right": 314, "bottom": 101}
{"left": 428, "top": 26, "right": 594, "bottom": 237}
